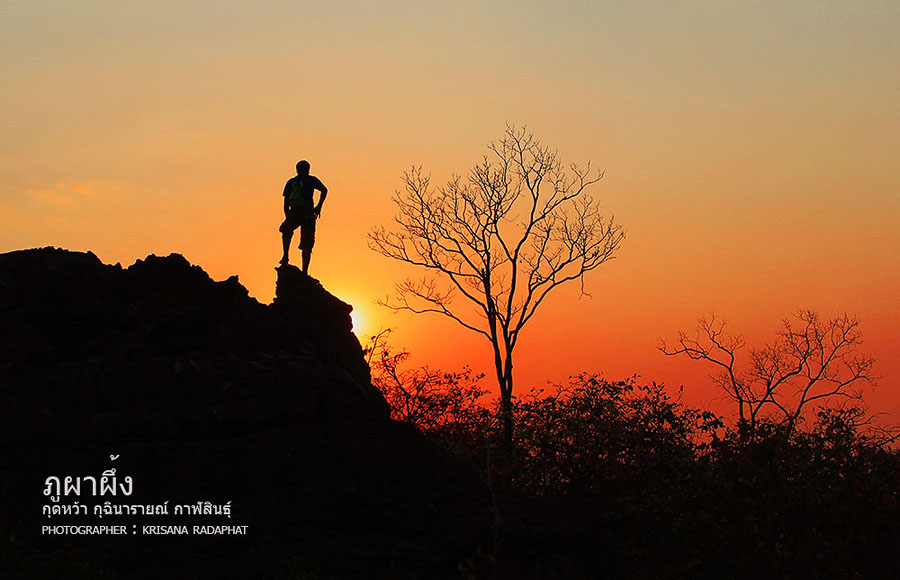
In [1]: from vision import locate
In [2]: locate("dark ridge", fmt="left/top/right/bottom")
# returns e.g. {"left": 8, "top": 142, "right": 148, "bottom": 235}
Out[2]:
{"left": 0, "top": 247, "right": 490, "bottom": 579}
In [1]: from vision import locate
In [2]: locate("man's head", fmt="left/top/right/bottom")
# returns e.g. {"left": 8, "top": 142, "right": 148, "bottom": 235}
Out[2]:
{"left": 296, "top": 160, "right": 311, "bottom": 175}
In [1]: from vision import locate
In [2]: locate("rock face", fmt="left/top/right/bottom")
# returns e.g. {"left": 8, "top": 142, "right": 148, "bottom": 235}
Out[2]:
{"left": 0, "top": 248, "right": 489, "bottom": 579}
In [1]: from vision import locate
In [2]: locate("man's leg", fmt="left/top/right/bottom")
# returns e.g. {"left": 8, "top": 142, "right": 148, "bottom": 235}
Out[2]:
{"left": 299, "top": 215, "right": 317, "bottom": 274}
{"left": 279, "top": 219, "right": 294, "bottom": 265}
{"left": 301, "top": 248, "right": 312, "bottom": 274}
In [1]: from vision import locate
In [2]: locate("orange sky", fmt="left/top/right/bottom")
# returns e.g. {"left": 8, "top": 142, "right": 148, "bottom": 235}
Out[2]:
{"left": 2, "top": 2, "right": 898, "bottom": 423}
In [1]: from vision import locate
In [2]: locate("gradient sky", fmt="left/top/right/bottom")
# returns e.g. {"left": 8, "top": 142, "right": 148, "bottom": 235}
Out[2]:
{"left": 2, "top": 1, "right": 898, "bottom": 422}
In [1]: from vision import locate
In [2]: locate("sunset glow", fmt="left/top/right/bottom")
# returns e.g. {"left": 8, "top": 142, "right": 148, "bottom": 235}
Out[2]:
{"left": 2, "top": 2, "right": 898, "bottom": 421}
{"left": 347, "top": 299, "right": 368, "bottom": 338}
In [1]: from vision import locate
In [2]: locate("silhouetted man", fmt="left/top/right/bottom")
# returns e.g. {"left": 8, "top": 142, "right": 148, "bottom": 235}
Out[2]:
{"left": 279, "top": 160, "right": 327, "bottom": 273}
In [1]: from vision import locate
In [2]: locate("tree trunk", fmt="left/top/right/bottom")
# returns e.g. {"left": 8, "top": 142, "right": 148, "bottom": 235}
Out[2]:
{"left": 498, "top": 355, "right": 514, "bottom": 448}
{"left": 500, "top": 392, "right": 513, "bottom": 448}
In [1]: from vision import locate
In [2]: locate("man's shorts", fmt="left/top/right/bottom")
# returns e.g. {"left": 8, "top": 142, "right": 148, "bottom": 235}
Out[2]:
{"left": 279, "top": 208, "right": 316, "bottom": 250}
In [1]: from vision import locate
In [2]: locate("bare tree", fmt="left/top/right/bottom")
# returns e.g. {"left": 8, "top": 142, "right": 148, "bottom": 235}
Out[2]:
{"left": 368, "top": 125, "right": 625, "bottom": 444}
{"left": 659, "top": 310, "right": 878, "bottom": 436}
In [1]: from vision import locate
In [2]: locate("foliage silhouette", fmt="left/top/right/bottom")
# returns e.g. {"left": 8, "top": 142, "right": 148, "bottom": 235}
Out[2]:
{"left": 365, "top": 332, "right": 900, "bottom": 578}
{"left": 365, "top": 328, "right": 491, "bottom": 451}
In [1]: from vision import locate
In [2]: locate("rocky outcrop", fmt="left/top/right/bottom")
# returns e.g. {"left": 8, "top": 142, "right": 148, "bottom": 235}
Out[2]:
{"left": 0, "top": 248, "right": 489, "bottom": 579}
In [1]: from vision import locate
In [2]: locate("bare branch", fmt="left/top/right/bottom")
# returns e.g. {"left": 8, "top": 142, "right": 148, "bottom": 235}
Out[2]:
{"left": 660, "top": 310, "right": 878, "bottom": 436}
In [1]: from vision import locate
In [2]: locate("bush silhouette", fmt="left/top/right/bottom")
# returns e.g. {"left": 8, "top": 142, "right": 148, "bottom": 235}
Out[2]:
{"left": 367, "top": 332, "right": 900, "bottom": 578}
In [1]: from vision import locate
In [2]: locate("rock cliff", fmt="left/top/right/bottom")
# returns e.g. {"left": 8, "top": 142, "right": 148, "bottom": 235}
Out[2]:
{"left": 0, "top": 248, "right": 489, "bottom": 579}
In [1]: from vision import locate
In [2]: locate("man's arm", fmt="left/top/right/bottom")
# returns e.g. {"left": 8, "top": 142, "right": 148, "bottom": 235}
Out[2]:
{"left": 314, "top": 181, "right": 328, "bottom": 217}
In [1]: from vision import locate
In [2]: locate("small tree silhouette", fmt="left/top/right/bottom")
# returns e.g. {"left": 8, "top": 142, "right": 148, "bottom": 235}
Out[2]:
{"left": 659, "top": 310, "right": 878, "bottom": 436}
{"left": 364, "top": 328, "right": 487, "bottom": 434}
{"left": 369, "top": 125, "right": 625, "bottom": 444}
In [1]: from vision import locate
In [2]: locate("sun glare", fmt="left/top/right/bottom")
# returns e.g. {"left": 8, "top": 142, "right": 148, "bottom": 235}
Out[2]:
{"left": 350, "top": 304, "right": 365, "bottom": 337}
